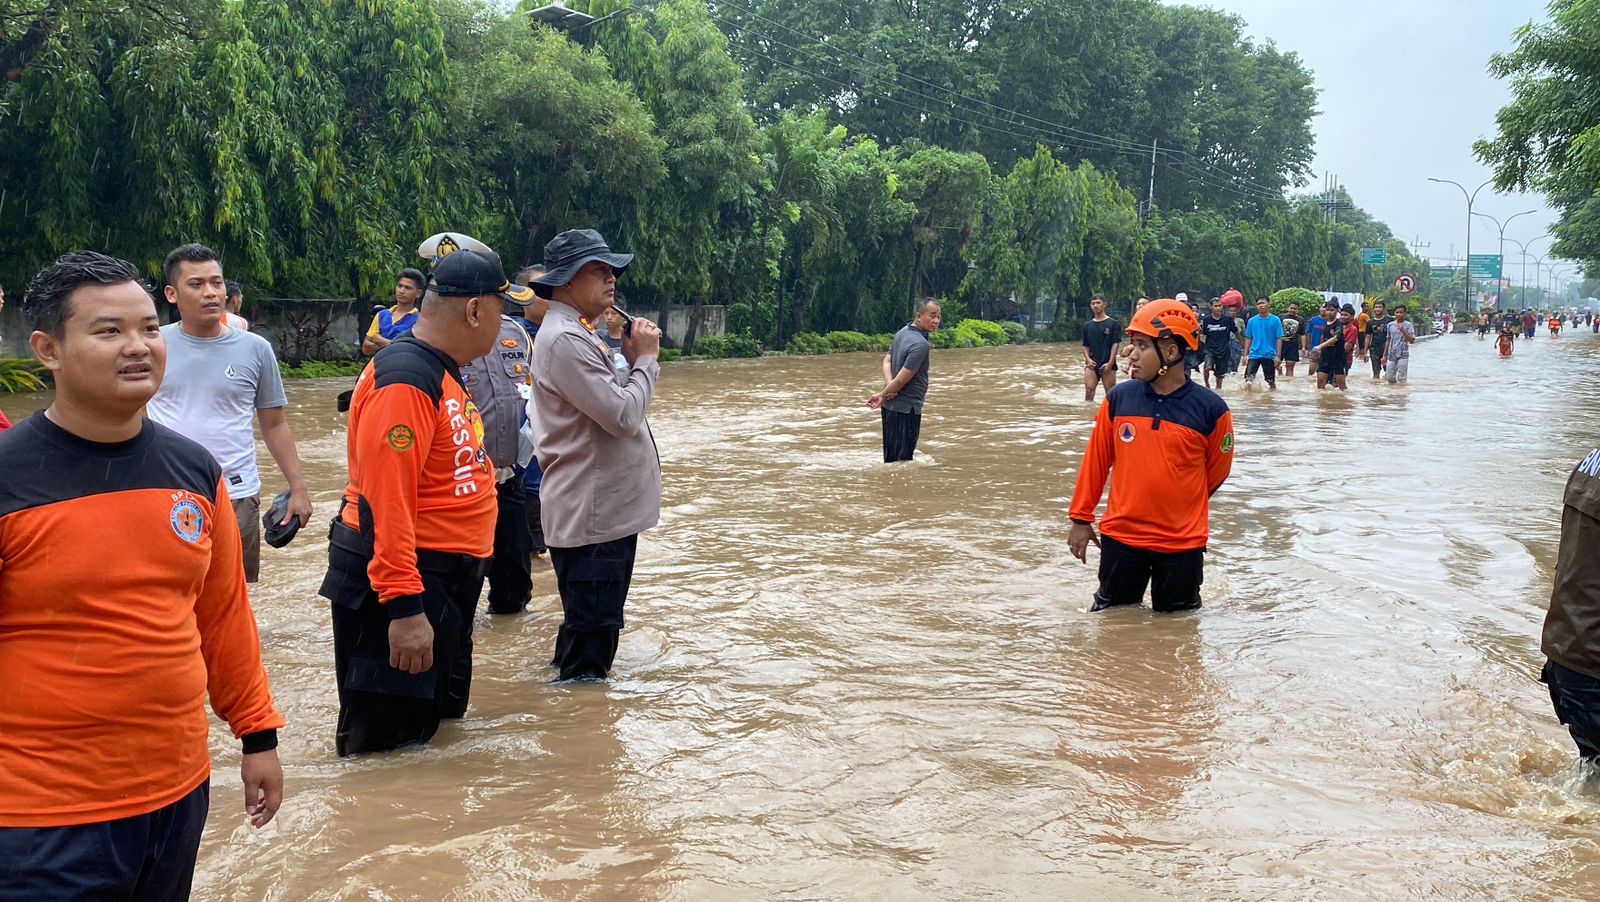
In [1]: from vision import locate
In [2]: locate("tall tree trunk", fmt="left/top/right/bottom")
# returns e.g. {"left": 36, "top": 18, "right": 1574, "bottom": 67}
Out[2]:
{"left": 657, "top": 287, "right": 674, "bottom": 349}
{"left": 775, "top": 250, "right": 790, "bottom": 348}
{"left": 684, "top": 294, "right": 707, "bottom": 355}
{"left": 908, "top": 242, "right": 925, "bottom": 313}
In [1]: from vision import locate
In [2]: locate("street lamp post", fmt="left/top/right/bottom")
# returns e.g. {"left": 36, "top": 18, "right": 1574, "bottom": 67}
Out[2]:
{"left": 1473, "top": 209, "right": 1538, "bottom": 308}
{"left": 1428, "top": 177, "right": 1493, "bottom": 313}
{"left": 1504, "top": 232, "right": 1553, "bottom": 309}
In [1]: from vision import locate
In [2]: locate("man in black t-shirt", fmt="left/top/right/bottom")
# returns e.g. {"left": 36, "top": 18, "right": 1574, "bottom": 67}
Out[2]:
{"left": 1080, "top": 294, "right": 1122, "bottom": 402}
{"left": 1199, "top": 297, "right": 1238, "bottom": 390}
{"left": 1363, "top": 300, "right": 1393, "bottom": 380}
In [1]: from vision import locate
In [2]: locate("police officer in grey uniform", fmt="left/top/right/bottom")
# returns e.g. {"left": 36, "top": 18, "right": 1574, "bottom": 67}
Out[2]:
{"left": 461, "top": 314, "right": 536, "bottom": 614}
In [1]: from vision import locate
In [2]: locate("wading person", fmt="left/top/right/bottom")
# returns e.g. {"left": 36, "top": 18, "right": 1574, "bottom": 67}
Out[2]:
{"left": 868, "top": 298, "right": 941, "bottom": 462}
{"left": 1363, "top": 300, "right": 1393, "bottom": 380}
{"left": 1304, "top": 302, "right": 1328, "bottom": 378}
{"left": 529, "top": 229, "right": 662, "bottom": 681}
{"left": 0, "top": 252, "right": 283, "bottom": 896}
{"left": 1067, "top": 299, "right": 1234, "bottom": 613}
{"left": 224, "top": 279, "right": 251, "bottom": 332}
{"left": 1279, "top": 300, "right": 1303, "bottom": 379}
{"left": 362, "top": 268, "right": 426, "bottom": 356}
{"left": 1313, "top": 301, "right": 1353, "bottom": 391}
{"left": 515, "top": 264, "right": 551, "bottom": 558}
{"left": 146, "top": 243, "right": 313, "bottom": 583}
{"left": 1081, "top": 293, "right": 1121, "bottom": 402}
{"left": 1540, "top": 446, "right": 1600, "bottom": 764}
{"left": 319, "top": 247, "right": 530, "bottom": 755}
{"left": 1384, "top": 305, "right": 1417, "bottom": 384}
{"left": 460, "top": 271, "right": 536, "bottom": 616}
{"left": 1240, "top": 295, "right": 1283, "bottom": 390}
{"left": 1199, "top": 297, "right": 1237, "bottom": 390}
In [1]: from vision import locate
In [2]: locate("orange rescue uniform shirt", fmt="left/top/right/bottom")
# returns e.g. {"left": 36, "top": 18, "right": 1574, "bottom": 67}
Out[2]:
{"left": 1069, "top": 379, "right": 1234, "bottom": 552}
{"left": 340, "top": 336, "right": 497, "bottom": 605}
{"left": 0, "top": 414, "right": 282, "bottom": 827}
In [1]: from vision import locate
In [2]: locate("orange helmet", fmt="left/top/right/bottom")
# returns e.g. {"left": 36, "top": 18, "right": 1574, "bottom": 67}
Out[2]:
{"left": 1127, "top": 298, "right": 1201, "bottom": 351}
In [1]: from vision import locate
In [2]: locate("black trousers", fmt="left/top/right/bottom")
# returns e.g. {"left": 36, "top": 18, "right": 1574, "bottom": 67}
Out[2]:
{"left": 881, "top": 407, "right": 922, "bottom": 463}
{"left": 1092, "top": 533, "right": 1204, "bottom": 613}
{"left": 525, "top": 488, "right": 547, "bottom": 553}
{"left": 0, "top": 781, "right": 208, "bottom": 902}
{"left": 487, "top": 477, "right": 534, "bottom": 614}
{"left": 1369, "top": 342, "right": 1387, "bottom": 377}
{"left": 323, "top": 540, "right": 489, "bottom": 756}
{"left": 1244, "top": 357, "right": 1276, "bottom": 385}
{"left": 548, "top": 535, "right": 637, "bottom": 681}
{"left": 1543, "top": 660, "right": 1600, "bottom": 760}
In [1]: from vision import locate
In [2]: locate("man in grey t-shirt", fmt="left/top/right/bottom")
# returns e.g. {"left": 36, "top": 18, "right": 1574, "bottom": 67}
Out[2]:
{"left": 867, "top": 298, "right": 941, "bottom": 462}
{"left": 146, "top": 244, "right": 312, "bottom": 581}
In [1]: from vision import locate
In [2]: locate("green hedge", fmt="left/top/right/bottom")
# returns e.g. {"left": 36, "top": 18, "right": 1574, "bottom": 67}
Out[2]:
{"left": 785, "top": 330, "right": 894, "bottom": 355}
{"left": 999, "top": 320, "right": 1029, "bottom": 344}
{"left": 279, "top": 359, "right": 366, "bottom": 378}
{"left": 1269, "top": 287, "right": 1323, "bottom": 317}
{"left": 690, "top": 335, "right": 762, "bottom": 359}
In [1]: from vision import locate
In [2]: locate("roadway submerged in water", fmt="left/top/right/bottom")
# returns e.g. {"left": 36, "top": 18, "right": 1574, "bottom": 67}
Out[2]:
{"left": 14, "top": 330, "right": 1598, "bottom": 898}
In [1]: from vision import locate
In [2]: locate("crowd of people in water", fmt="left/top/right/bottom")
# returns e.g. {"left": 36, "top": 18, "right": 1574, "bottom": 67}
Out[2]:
{"left": 1, "top": 233, "right": 1598, "bottom": 900}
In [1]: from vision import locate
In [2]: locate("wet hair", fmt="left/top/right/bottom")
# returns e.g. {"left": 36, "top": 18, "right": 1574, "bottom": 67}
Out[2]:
{"left": 1256, "top": 295, "right": 1270, "bottom": 304}
{"left": 1341, "top": 303, "right": 1356, "bottom": 314}
{"left": 22, "top": 251, "right": 145, "bottom": 338}
{"left": 163, "top": 243, "right": 221, "bottom": 286}
{"left": 397, "top": 267, "right": 427, "bottom": 291}
{"left": 916, "top": 297, "right": 941, "bottom": 315}
{"left": 225, "top": 279, "right": 242, "bottom": 301}
{"left": 1091, "top": 293, "right": 1106, "bottom": 303}
{"left": 1393, "top": 304, "right": 1407, "bottom": 313}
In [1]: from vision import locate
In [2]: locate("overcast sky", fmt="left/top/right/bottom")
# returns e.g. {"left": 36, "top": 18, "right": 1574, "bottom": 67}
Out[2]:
{"left": 1179, "top": 0, "right": 1577, "bottom": 285}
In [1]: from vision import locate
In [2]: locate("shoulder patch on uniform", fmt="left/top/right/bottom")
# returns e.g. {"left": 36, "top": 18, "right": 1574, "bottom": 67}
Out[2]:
{"left": 1220, "top": 432, "right": 1234, "bottom": 454}
{"left": 387, "top": 424, "right": 416, "bottom": 452}
{"left": 170, "top": 496, "right": 204, "bottom": 542}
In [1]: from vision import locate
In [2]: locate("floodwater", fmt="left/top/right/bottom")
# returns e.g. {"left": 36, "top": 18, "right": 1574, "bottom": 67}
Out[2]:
{"left": 6, "top": 328, "right": 1600, "bottom": 899}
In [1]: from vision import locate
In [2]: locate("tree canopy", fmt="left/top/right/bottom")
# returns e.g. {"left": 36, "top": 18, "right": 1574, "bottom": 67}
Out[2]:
{"left": 2, "top": 0, "right": 1427, "bottom": 350}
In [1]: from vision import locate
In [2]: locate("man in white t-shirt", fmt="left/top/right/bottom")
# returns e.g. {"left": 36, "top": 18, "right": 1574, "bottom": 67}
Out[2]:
{"left": 146, "top": 244, "right": 312, "bottom": 581}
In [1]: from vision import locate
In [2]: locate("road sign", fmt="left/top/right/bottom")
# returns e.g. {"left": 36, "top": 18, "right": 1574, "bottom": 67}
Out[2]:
{"left": 1468, "top": 254, "right": 1503, "bottom": 279}
{"left": 1395, "top": 274, "right": 1416, "bottom": 294}
{"left": 1430, "top": 266, "right": 1457, "bottom": 280}
{"left": 1360, "top": 247, "right": 1389, "bottom": 265}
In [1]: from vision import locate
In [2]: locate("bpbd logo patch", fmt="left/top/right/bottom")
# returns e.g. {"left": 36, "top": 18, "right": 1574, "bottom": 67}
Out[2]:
{"left": 170, "top": 498, "right": 204, "bottom": 543}
{"left": 1118, "top": 422, "right": 1136, "bottom": 443}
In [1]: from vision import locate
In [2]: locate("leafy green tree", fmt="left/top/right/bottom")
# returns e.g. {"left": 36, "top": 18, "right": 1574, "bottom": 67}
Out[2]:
{"left": 1477, "top": 0, "right": 1600, "bottom": 270}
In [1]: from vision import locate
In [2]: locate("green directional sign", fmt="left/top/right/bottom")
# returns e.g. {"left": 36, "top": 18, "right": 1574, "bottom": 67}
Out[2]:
{"left": 1430, "top": 266, "right": 1457, "bottom": 280}
{"left": 1359, "top": 247, "right": 1388, "bottom": 265}
{"left": 1468, "top": 254, "right": 1503, "bottom": 279}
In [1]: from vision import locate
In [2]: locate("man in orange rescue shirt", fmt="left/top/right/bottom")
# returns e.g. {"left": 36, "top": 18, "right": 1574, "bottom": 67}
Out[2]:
{"left": 318, "top": 246, "right": 533, "bottom": 756}
{"left": 0, "top": 251, "right": 283, "bottom": 898}
{"left": 1067, "top": 298, "right": 1234, "bottom": 612}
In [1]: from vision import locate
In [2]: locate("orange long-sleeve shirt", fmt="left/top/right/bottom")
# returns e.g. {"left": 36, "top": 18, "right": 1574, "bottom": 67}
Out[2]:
{"left": 0, "top": 413, "right": 283, "bottom": 827}
{"left": 1068, "top": 379, "right": 1234, "bottom": 552}
{"left": 339, "top": 336, "right": 496, "bottom": 611}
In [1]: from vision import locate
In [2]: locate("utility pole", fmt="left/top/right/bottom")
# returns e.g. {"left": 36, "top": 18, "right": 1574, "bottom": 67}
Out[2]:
{"left": 1145, "top": 139, "right": 1158, "bottom": 216}
{"left": 1408, "top": 235, "right": 1431, "bottom": 257}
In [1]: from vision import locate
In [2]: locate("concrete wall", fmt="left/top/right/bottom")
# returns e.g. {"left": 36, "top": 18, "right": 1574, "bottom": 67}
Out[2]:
{"left": 660, "top": 304, "right": 726, "bottom": 348}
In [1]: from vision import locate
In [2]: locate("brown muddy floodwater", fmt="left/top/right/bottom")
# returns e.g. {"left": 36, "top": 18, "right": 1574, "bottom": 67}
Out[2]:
{"left": 7, "top": 330, "right": 1600, "bottom": 899}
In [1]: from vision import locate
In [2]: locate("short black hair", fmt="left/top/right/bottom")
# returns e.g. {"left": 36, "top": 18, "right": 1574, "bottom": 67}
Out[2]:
{"left": 1256, "top": 295, "right": 1270, "bottom": 303}
{"left": 515, "top": 264, "right": 546, "bottom": 284}
{"left": 22, "top": 251, "right": 145, "bottom": 337}
{"left": 1091, "top": 293, "right": 1106, "bottom": 302}
{"left": 164, "top": 243, "right": 222, "bottom": 285}
{"left": 1393, "top": 304, "right": 1407, "bottom": 313}
{"left": 225, "top": 279, "right": 242, "bottom": 300}
{"left": 397, "top": 267, "right": 427, "bottom": 290}
{"left": 1341, "top": 303, "right": 1356, "bottom": 314}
